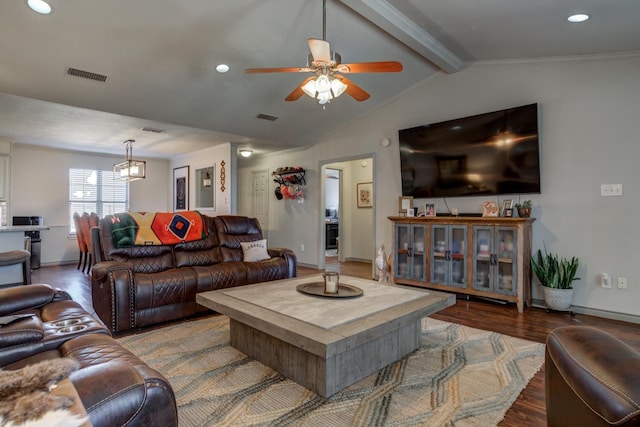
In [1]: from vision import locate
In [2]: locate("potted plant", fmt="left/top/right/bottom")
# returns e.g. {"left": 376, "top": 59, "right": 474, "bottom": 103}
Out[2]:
{"left": 514, "top": 200, "right": 532, "bottom": 218}
{"left": 530, "top": 248, "right": 580, "bottom": 311}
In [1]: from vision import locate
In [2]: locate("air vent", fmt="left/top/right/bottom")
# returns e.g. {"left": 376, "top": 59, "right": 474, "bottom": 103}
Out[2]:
{"left": 66, "top": 67, "right": 108, "bottom": 82}
{"left": 256, "top": 113, "right": 278, "bottom": 122}
{"left": 141, "top": 127, "right": 165, "bottom": 133}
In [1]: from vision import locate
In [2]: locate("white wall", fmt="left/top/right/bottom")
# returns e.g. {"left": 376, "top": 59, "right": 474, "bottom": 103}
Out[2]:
{"left": 238, "top": 53, "right": 640, "bottom": 319}
{"left": 10, "top": 144, "right": 169, "bottom": 265}
{"left": 169, "top": 142, "right": 233, "bottom": 216}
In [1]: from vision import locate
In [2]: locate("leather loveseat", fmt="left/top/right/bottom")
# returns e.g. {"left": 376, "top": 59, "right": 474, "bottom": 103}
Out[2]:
{"left": 0, "top": 283, "right": 177, "bottom": 427}
{"left": 545, "top": 325, "right": 640, "bottom": 426}
{"left": 91, "top": 214, "right": 297, "bottom": 333}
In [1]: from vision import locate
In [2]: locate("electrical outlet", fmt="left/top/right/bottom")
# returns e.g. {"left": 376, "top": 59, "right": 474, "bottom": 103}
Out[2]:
{"left": 617, "top": 277, "right": 628, "bottom": 289}
{"left": 601, "top": 184, "right": 623, "bottom": 196}
{"left": 300, "top": 244, "right": 305, "bottom": 252}
{"left": 600, "top": 273, "right": 612, "bottom": 288}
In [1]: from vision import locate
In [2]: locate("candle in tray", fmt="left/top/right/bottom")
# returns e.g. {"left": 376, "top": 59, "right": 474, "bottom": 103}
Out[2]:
{"left": 323, "top": 271, "right": 340, "bottom": 294}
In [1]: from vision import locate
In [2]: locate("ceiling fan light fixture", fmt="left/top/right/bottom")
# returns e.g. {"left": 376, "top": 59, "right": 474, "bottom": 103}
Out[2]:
{"left": 301, "top": 79, "right": 318, "bottom": 97}
{"left": 330, "top": 78, "right": 347, "bottom": 97}
{"left": 315, "top": 75, "right": 332, "bottom": 93}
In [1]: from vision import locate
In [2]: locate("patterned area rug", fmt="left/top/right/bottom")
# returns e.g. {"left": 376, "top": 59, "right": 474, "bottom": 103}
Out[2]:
{"left": 117, "top": 316, "right": 544, "bottom": 426}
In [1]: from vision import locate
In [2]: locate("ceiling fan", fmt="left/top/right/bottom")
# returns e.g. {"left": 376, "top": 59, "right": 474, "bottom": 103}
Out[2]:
{"left": 245, "top": 0, "right": 402, "bottom": 106}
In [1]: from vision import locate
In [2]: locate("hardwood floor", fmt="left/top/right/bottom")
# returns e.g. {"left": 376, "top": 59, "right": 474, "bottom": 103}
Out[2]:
{"left": 33, "top": 261, "right": 639, "bottom": 427}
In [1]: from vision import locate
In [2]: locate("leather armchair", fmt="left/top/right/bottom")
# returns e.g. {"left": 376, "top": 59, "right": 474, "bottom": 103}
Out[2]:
{"left": 545, "top": 325, "right": 640, "bottom": 426}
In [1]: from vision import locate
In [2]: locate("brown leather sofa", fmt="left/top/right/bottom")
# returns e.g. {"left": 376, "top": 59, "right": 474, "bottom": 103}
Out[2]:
{"left": 91, "top": 214, "right": 297, "bottom": 333}
{"left": 545, "top": 325, "right": 640, "bottom": 426}
{"left": 0, "top": 283, "right": 177, "bottom": 427}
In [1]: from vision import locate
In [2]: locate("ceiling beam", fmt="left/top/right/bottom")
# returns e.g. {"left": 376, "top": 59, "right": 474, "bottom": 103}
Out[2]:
{"left": 340, "top": 0, "right": 465, "bottom": 73}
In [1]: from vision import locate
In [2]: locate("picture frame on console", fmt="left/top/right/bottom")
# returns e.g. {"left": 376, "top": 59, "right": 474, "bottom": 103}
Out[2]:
{"left": 425, "top": 204, "right": 436, "bottom": 217}
{"left": 398, "top": 196, "right": 413, "bottom": 216}
{"left": 173, "top": 166, "right": 189, "bottom": 211}
{"left": 502, "top": 199, "right": 513, "bottom": 217}
{"left": 482, "top": 201, "right": 499, "bottom": 217}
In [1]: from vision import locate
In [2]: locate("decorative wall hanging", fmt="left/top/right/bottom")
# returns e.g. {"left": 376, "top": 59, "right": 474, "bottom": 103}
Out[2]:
{"left": 272, "top": 166, "right": 305, "bottom": 200}
{"left": 220, "top": 160, "right": 226, "bottom": 192}
{"left": 173, "top": 166, "right": 189, "bottom": 211}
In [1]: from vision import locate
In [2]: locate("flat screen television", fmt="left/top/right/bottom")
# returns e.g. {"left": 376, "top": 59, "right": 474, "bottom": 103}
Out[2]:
{"left": 399, "top": 103, "right": 541, "bottom": 198}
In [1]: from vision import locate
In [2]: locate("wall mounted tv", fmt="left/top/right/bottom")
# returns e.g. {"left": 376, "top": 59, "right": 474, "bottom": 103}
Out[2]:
{"left": 399, "top": 103, "right": 540, "bottom": 198}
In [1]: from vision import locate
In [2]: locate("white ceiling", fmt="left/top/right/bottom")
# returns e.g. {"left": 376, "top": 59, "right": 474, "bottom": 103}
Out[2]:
{"left": 0, "top": 0, "right": 638, "bottom": 158}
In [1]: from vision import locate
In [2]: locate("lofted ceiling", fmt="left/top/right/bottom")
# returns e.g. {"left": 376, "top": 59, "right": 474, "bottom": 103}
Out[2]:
{"left": 0, "top": 0, "right": 638, "bottom": 158}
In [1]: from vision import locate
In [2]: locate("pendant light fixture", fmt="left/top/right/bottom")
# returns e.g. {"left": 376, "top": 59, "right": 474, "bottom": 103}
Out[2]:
{"left": 202, "top": 171, "right": 212, "bottom": 187}
{"left": 113, "top": 139, "right": 146, "bottom": 181}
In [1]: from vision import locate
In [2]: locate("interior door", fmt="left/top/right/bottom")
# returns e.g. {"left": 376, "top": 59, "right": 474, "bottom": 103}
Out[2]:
{"left": 251, "top": 169, "right": 269, "bottom": 239}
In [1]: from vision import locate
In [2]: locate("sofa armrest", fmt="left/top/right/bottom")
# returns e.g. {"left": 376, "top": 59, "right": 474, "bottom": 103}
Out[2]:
{"left": 0, "top": 315, "right": 45, "bottom": 349}
{"left": 91, "top": 261, "right": 136, "bottom": 333}
{"left": 267, "top": 247, "right": 297, "bottom": 278}
{"left": 0, "top": 284, "right": 56, "bottom": 316}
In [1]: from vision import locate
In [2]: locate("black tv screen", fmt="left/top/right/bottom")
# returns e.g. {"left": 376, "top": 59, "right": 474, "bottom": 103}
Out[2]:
{"left": 399, "top": 103, "right": 541, "bottom": 198}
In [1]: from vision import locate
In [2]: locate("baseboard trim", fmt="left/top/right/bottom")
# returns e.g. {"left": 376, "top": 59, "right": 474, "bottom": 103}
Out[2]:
{"left": 531, "top": 298, "right": 640, "bottom": 324}
{"left": 344, "top": 258, "right": 371, "bottom": 263}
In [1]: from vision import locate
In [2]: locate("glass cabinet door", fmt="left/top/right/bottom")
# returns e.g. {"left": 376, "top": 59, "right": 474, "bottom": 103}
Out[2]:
{"left": 449, "top": 226, "right": 467, "bottom": 287}
{"left": 431, "top": 225, "right": 467, "bottom": 287}
{"left": 430, "top": 225, "right": 448, "bottom": 284}
{"left": 394, "top": 223, "right": 426, "bottom": 281}
{"left": 495, "top": 227, "right": 517, "bottom": 295}
{"left": 395, "top": 224, "right": 411, "bottom": 279}
{"left": 473, "top": 226, "right": 493, "bottom": 292}
{"left": 411, "top": 225, "right": 427, "bottom": 281}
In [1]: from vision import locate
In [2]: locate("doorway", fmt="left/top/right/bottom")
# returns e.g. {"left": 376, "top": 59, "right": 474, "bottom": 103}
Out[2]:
{"left": 325, "top": 168, "right": 340, "bottom": 260}
{"left": 321, "top": 157, "right": 374, "bottom": 273}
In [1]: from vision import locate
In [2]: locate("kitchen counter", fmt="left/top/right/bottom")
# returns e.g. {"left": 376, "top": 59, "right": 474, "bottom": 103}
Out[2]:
{"left": 0, "top": 225, "right": 50, "bottom": 232}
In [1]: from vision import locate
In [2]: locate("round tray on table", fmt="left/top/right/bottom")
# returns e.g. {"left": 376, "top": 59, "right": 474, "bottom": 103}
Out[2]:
{"left": 296, "top": 282, "right": 363, "bottom": 298}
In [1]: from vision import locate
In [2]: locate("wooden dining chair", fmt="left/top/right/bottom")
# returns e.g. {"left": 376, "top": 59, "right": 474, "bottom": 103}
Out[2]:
{"left": 73, "top": 212, "right": 87, "bottom": 271}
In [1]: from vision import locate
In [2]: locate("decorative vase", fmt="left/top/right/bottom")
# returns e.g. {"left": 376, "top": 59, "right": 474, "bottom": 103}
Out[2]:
{"left": 542, "top": 286, "right": 573, "bottom": 311}
{"left": 517, "top": 207, "right": 531, "bottom": 218}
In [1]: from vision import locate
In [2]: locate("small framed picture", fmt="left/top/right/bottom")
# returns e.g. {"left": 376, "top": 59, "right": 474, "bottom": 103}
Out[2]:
{"left": 398, "top": 196, "right": 413, "bottom": 214}
{"left": 501, "top": 199, "right": 513, "bottom": 217}
{"left": 504, "top": 208, "right": 514, "bottom": 217}
{"left": 406, "top": 208, "right": 415, "bottom": 217}
{"left": 425, "top": 203, "right": 436, "bottom": 217}
{"left": 357, "top": 182, "right": 373, "bottom": 208}
{"left": 482, "top": 201, "right": 499, "bottom": 217}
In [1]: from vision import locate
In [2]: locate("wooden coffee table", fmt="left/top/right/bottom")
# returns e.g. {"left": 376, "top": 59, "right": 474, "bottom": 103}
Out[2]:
{"left": 196, "top": 275, "right": 455, "bottom": 397}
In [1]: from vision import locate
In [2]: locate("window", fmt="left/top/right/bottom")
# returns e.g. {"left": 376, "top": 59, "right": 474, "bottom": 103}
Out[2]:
{"left": 69, "top": 169, "right": 129, "bottom": 234}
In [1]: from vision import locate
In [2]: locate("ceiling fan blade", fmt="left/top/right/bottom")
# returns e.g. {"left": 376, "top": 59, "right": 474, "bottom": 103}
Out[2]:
{"left": 246, "top": 67, "right": 312, "bottom": 74}
{"left": 285, "top": 76, "right": 315, "bottom": 101}
{"left": 308, "top": 38, "right": 331, "bottom": 62}
{"left": 336, "top": 61, "right": 403, "bottom": 73}
{"left": 337, "top": 75, "right": 370, "bottom": 102}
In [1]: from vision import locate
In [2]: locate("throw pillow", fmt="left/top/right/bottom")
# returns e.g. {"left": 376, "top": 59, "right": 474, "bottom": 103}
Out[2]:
{"left": 241, "top": 239, "right": 271, "bottom": 262}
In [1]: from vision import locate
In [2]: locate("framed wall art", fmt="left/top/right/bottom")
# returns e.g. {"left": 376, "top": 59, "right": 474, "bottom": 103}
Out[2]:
{"left": 173, "top": 166, "right": 189, "bottom": 211}
{"left": 357, "top": 182, "right": 373, "bottom": 208}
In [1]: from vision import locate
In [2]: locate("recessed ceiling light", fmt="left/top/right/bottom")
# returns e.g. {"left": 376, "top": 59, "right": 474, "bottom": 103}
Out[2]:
{"left": 216, "top": 64, "right": 230, "bottom": 73}
{"left": 27, "top": 0, "right": 52, "bottom": 14}
{"left": 567, "top": 14, "right": 590, "bottom": 23}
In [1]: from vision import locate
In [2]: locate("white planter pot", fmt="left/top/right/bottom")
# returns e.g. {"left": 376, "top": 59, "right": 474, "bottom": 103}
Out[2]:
{"left": 542, "top": 287, "right": 574, "bottom": 311}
